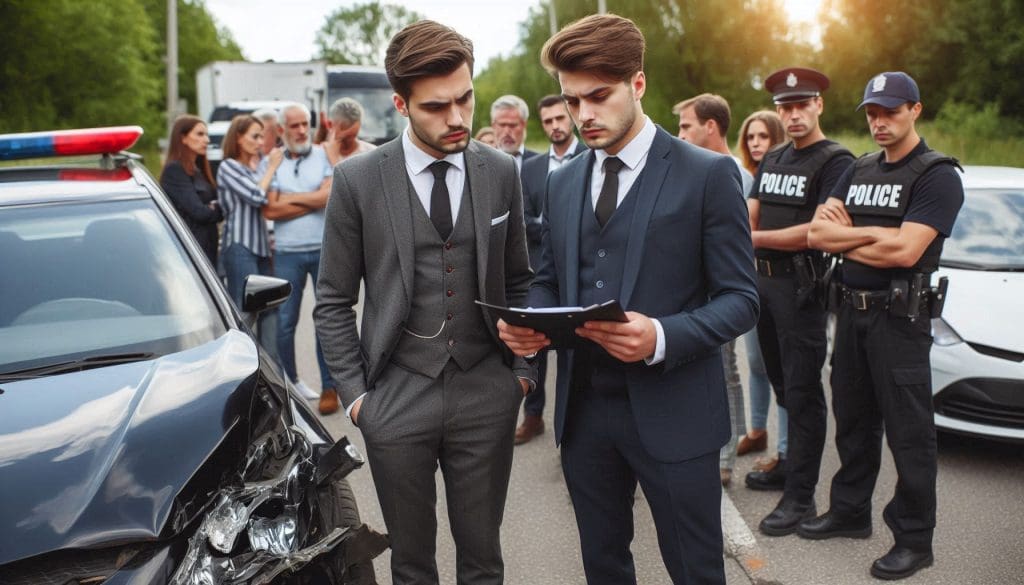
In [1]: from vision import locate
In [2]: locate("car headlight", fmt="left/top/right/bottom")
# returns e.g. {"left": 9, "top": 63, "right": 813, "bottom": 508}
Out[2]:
{"left": 931, "top": 318, "right": 964, "bottom": 346}
{"left": 170, "top": 428, "right": 367, "bottom": 585}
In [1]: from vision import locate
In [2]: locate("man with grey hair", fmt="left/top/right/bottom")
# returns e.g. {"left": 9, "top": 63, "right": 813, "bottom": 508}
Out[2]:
{"left": 325, "top": 97, "right": 377, "bottom": 166}
{"left": 263, "top": 103, "right": 339, "bottom": 415}
{"left": 490, "top": 94, "right": 539, "bottom": 170}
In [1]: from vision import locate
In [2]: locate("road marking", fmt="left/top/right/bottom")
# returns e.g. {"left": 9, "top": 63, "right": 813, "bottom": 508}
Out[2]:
{"left": 722, "top": 489, "right": 783, "bottom": 585}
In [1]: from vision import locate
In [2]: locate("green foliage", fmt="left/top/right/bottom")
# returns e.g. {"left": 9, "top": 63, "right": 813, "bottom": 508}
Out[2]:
{"left": 0, "top": 0, "right": 163, "bottom": 144}
{"left": 315, "top": 1, "right": 423, "bottom": 66}
{"left": 829, "top": 122, "right": 1024, "bottom": 167}
{"left": 143, "top": 0, "right": 245, "bottom": 116}
{"left": 0, "top": 0, "right": 241, "bottom": 149}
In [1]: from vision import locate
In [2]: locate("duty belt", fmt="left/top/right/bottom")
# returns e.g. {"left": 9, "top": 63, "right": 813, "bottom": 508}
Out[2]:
{"left": 755, "top": 257, "right": 796, "bottom": 277}
{"left": 837, "top": 285, "right": 890, "bottom": 311}
{"left": 837, "top": 284, "right": 929, "bottom": 313}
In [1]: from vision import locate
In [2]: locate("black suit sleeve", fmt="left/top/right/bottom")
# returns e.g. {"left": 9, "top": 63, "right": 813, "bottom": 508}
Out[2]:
{"left": 160, "top": 162, "right": 222, "bottom": 224}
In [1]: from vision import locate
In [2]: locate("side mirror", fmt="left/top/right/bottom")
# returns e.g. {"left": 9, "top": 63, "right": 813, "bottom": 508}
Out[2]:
{"left": 242, "top": 275, "right": 292, "bottom": 314}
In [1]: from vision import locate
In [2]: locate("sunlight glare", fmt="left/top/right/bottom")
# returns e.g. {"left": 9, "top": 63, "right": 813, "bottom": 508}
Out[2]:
{"left": 782, "top": 0, "right": 825, "bottom": 24}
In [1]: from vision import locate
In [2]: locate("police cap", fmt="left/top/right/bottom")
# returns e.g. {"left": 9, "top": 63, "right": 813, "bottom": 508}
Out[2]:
{"left": 857, "top": 72, "right": 921, "bottom": 110}
{"left": 764, "top": 67, "right": 830, "bottom": 105}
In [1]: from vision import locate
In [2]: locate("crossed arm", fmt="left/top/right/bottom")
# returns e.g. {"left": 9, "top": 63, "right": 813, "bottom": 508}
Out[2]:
{"left": 263, "top": 176, "right": 332, "bottom": 220}
{"left": 747, "top": 198, "right": 814, "bottom": 251}
{"left": 807, "top": 198, "right": 939, "bottom": 268}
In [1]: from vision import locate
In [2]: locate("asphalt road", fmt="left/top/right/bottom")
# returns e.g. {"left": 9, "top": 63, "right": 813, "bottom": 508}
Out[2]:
{"left": 290, "top": 280, "right": 1024, "bottom": 584}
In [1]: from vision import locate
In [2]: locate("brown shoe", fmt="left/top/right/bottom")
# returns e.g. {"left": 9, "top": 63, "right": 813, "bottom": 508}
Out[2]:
{"left": 753, "top": 455, "right": 780, "bottom": 473}
{"left": 737, "top": 432, "right": 767, "bottom": 456}
{"left": 318, "top": 388, "right": 340, "bottom": 415}
{"left": 720, "top": 468, "right": 733, "bottom": 487}
{"left": 514, "top": 414, "right": 545, "bottom": 445}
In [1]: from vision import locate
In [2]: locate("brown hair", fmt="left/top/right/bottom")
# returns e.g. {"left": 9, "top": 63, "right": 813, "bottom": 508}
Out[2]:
{"left": 222, "top": 115, "right": 263, "bottom": 163}
{"left": 162, "top": 114, "right": 215, "bottom": 186}
{"left": 536, "top": 94, "right": 564, "bottom": 112}
{"left": 385, "top": 20, "right": 474, "bottom": 101}
{"left": 673, "top": 93, "right": 731, "bottom": 136}
{"left": 474, "top": 126, "right": 495, "bottom": 140}
{"left": 541, "top": 14, "right": 644, "bottom": 82}
{"left": 736, "top": 110, "right": 786, "bottom": 175}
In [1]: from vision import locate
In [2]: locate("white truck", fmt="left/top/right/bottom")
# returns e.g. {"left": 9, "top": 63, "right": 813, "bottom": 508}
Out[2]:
{"left": 196, "top": 61, "right": 327, "bottom": 123}
{"left": 196, "top": 61, "right": 328, "bottom": 172}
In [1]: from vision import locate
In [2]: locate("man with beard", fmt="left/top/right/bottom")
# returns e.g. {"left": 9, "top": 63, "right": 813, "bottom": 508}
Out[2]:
{"left": 324, "top": 97, "right": 377, "bottom": 166}
{"left": 314, "top": 20, "right": 534, "bottom": 585}
{"left": 498, "top": 14, "right": 758, "bottom": 583}
{"left": 744, "top": 68, "right": 854, "bottom": 536}
{"left": 490, "top": 94, "right": 539, "bottom": 171}
{"left": 263, "top": 103, "right": 338, "bottom": 414}
{"left": 515, "top": 94, "right": 587, "bottom": 445}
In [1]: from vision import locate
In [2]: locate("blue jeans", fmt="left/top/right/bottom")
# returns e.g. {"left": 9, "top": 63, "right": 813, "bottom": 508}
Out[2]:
{"left": 275, "top": 248, "right": 333, "bottom": 390}
{"left": 222, "top": 243, "right": 279, "bottom": 365}
{"left": 745, "top": 328, "right": 788, "bottom": 455}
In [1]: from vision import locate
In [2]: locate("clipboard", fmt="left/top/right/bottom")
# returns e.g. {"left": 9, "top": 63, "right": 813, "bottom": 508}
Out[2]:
{"left": 476, "top": 299, "right": 628, "bottom": 349}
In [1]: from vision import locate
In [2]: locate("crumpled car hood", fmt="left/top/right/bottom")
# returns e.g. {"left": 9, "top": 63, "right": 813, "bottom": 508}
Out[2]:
{"left": 0, "top": 330, "right": 260, "bottom": 565}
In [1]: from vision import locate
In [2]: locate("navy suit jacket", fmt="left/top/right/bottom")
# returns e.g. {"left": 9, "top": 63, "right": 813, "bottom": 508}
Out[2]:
{"left": 527, "top": 127, "right": 759, "bottom": 463}
{"left": 521, "top": 142, "right": 589, "bottom": 268}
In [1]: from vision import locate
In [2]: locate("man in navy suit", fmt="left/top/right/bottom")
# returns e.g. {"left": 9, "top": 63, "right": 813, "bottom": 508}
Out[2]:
{"left": 515, "top": 94, "right": 588, "bottom": 445}
{"left": 499, "top": 14, "right": 758, "bottom": 585}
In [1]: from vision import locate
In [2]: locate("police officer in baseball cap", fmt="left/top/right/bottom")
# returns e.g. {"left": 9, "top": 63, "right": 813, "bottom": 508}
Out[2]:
{"left": 803, "top": 71, "right": 964, "bottom": 580}
{"left": 744, "top": 66, "right": 854, "bottom": 538}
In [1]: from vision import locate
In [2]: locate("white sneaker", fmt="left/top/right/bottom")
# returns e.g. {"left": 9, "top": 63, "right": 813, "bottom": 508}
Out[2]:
{"left": 293, "top": 379, "right": 320, "bottom": 400}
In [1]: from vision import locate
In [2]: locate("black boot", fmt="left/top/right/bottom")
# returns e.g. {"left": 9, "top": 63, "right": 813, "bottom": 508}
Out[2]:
{"left": 758, "top": 498, "right": 816, "bottom": 537}
{"left": 798, "top": 510, "right": 872, "bottom": 540}
{"left": 745, "top": 455, "right": 787, "bottom": 491}
{"left": 870, "top": 546, "right": 934, "bottom": 580}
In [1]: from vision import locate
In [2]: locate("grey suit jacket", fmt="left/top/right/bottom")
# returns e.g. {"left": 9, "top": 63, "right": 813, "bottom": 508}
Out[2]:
{"left": 314, "top": 138, "right": 535, "bottom": 408}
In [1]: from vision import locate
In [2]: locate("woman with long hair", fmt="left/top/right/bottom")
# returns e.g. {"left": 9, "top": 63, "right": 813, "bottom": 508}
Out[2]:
{"left": 216, "top": 114, "right": 283, "bottom": 306}
{"left": 735, "top": 110, "right": 790, "bottom": 484}
{"left": 160, "top": 115, "right": 222, "bottom": 265}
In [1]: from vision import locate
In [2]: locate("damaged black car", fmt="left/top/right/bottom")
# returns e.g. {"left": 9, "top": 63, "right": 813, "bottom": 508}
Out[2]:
{"left": 0, "top": 127, "right": 388, "bottom": 584}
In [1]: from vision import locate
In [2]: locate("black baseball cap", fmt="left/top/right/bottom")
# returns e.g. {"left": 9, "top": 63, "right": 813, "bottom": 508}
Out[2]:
{"left": 764, "top": 67, "right": 830, "bottom": 104}
{"left": 857, "top": 72, "right": 920, "bottom": 110}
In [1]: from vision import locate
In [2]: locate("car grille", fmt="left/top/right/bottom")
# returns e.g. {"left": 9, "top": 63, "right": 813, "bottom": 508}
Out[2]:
{"left": 934, "top": 378, "right": 1024, "bottom": 429}
{"left": 967, "top": 342, "right": 1024, "bottom": 363}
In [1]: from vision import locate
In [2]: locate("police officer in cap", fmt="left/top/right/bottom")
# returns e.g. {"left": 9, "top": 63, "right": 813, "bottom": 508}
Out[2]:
{"left": 745, "top": 67, "right": 854, "bottom": 537}
{"left": 804, "top": 72, "right": 963, "bottom": 580}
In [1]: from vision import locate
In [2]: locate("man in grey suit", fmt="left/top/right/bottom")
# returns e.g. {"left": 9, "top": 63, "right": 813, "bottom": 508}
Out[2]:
{"left": 314, "top": 20, "right": 535, "bottom": 585}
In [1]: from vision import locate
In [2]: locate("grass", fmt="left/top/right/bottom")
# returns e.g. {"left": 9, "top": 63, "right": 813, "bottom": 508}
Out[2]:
{"left": 830, "top": 122, "right": 1024, "bottom": 167}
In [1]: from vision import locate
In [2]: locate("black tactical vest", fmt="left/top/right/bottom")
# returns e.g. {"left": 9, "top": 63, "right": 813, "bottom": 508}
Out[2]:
{"left": 843, "top": 148, "right": 959, "bottom": 274}
{"left": 755, "top": 142, "right": 852, "bottom": 230}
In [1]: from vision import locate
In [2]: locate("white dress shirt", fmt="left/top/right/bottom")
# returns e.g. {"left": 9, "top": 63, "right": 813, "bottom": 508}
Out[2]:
{"left": 587, "top": 116, "right": 666, "bottom": 365}
{"left": 402, "top": 128, "right": 466, "bottom": 223}
{"left": 547, "top": 136, "right": 580, "bottom": 173}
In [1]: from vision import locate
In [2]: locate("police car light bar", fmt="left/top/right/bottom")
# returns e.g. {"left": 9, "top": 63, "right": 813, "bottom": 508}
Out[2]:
{"left": 0, "top": 126, "right": 144, "bottom": 161}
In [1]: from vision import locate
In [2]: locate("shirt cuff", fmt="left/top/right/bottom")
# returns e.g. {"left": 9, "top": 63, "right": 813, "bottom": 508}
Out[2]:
{"left": 345, "top": 392, "right": 367, "bottom": 419}
{"left": 644, "top": 318, "right": 666, "bottom": 365}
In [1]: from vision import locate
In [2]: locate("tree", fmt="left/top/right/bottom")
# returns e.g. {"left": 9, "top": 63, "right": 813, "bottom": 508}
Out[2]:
{"left": 143, "top": 0, "right": 245, "bottom": 117}
{"left": 0, "top": 0, "right": 163, "bottom": 143}
{"left": 315, "top": 1, "right": 424, "bottom": 66}
{"left": 472, "top": 0, "right": 801, "bottom": 147}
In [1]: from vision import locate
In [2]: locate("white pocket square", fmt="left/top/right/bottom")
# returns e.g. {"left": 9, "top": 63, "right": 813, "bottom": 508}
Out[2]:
{"left": 490, "top": 211, "right": 510, "bottom": 226}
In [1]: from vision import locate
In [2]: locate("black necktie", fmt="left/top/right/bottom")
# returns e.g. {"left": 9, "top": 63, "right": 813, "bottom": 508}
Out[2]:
{"left": 595, "top": 156, "right": 625, "bottom": 227}
{"left": 429, "top": 160, "right": 453, "bottom": 241}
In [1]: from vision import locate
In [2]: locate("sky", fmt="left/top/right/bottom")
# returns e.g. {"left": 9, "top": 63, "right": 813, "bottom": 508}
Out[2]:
{"left": 205, "top": 0, "right": 543, "bottom": 69}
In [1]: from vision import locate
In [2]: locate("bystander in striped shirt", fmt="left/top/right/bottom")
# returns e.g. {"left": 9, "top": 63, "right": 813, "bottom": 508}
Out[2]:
{"left": 217, "top": 158, "right": 270, "bottom": 257}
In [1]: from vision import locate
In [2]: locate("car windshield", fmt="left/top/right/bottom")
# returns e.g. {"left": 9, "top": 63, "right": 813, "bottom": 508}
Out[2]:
{"left": 942, "top": 188, "right": 1024, "bottom": 270}
{"left": 0, "top": 198, "right": 227, "bottom": 375}
{"left": 327, "top": 87, "right": 405, "bottom": 143}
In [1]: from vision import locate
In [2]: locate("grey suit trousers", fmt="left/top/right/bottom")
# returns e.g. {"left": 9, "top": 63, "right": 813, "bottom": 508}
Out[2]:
{"left": 357, "top": 351, "right": 523, "bottom": 585}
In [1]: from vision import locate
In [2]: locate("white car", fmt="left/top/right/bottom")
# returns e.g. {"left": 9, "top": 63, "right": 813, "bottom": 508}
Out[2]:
{"left": 930, "top": 165, "right": 1024, "bottom": 442}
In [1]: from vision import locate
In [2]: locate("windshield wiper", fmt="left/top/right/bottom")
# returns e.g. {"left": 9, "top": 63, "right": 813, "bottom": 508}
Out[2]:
{"left": 0, "top": 352, "right": 157, "bottom": 381}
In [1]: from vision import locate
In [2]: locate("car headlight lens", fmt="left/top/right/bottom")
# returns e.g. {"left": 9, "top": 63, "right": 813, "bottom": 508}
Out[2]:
{"left": 931, "top": 318, "right": 964, "bottom": 346}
